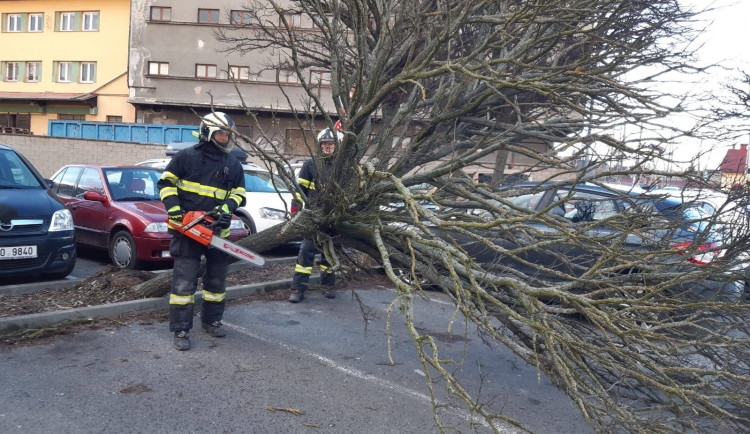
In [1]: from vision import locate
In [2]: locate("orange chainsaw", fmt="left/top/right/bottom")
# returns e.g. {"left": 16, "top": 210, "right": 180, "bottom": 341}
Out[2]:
{"left": 167, "top": 211, "right": 265, "bottom": 266}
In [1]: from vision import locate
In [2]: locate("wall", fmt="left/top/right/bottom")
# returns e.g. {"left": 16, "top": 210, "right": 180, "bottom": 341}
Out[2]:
{"left": 0, "top": 134, "right": 166, "bottom": 177}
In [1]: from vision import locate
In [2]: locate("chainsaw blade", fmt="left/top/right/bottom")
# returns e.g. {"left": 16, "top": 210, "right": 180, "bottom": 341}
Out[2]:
{"left": 208, "top": 237, "right": 265, "bottom": 266}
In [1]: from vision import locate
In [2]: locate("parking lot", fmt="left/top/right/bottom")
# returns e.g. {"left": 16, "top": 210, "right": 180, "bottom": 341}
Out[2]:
{"left": 0, "top": 285, "right": 591, "bottom": 433}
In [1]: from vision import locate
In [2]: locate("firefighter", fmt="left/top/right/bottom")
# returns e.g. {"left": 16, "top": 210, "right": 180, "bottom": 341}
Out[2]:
{"left": 157, "top": 112, "right": 246, "bottom": 351}
{"left": 288, "top": 127, "right": 343, "bottom": 303}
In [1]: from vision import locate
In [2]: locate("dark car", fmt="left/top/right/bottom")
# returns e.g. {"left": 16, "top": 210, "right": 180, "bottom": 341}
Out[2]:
{"left": 450, "top": 182, "right": 746, "bottom": 301}
{"left": 48, "top": 164, "right": 248, "bottom": 269}
{"left": 0, "top": 144, "right": 76, "bottom": 279}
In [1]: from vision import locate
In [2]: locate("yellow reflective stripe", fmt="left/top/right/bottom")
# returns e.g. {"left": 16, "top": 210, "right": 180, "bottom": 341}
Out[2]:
{"left": 167, "top": 205, "right": 181, "bottom": 213}
{"left": 220, "top": 228, "right": 230, "bottom": 238}
{"left": 294, "top": 192, "right": 303, "bottom": 201}
{"left": 295, "top": 264, "right": 312, "bottom": 274}
{"left": 307, "top": 181, "right": 316, "bottom": 190}
{"left": 161, "top": 171, "right": 179, "bottom": 184}
{"left": 229, "top": 188, "right": 245, "bottom": 206}
{"left": 169, "top": 294, "right": 194, "bottom": 305}
{"left": 176, "top": 179, "right": 229, "bottom": 199}
{"left": 298, "top": 178, "right": 312, "bottom": 188}
{"left": 202, "top": 290, "right": 226, "bottom": 302}
{"left": 160, "top": 187, "right": 178, "bottom": 200}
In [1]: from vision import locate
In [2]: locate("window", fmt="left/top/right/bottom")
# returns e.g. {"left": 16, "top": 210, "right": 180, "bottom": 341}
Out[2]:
{"left": 310, "top": 70, "right": 331, "bottom": 86}
{"left": 195, "top": 64, "right": 217, "bottom": 79}
{"left": 229, "top": 65, "right": 251, "bottom": 81}
{"left": 4, "top": 62, "right": 19, "bottom": 81}
{"left": 230, "top": 10, "right": 252, "bottom": 25}
{"left": 59, "top": 12, "right": 74, "bottom": 31}
{"left": 82, "top": 12, "right": 99, "bottom": 31}
{"left": 80, "top": 62, "right": 96, "bottom": 83}
{"left": 279, "top": 69, "right": 299, "bottom": 84}
{"left": 57, "top": 62, "right": 72, "bottom": 82}
{"left": 7, "top": 14, "right": 22, "bottom": 32}
{"left": 75, "top": 168, "right": 104, "bottom": 197}
{"left": 25, "top": 62, "right": 40, "bottom": 82}
{"left": 28, "top": 13, "right": 43, "bottom": 32}
{"left": 198, "top": 9, "right": 219, "bottom": 24}
{"left": 107, "top": 116, "right": 122, "bottom": 123}
{"left": 148, "top": 61, "right": 169, "bottom": 76}
{"left": 282, "top": 13, "right": 302, "bottom": 28}
{"left": 58, "top": 114, "right": 85, "bottom": 121}
{"left": 150, "top": 7, "right": 171, "bottom": 21}
{"left": 57, "top": 166, "right": 82, "bottom": 197}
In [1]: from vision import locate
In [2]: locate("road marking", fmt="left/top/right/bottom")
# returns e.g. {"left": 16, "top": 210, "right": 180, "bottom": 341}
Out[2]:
{"left": 224, "top": 321, "right": 515, "bottom": 432}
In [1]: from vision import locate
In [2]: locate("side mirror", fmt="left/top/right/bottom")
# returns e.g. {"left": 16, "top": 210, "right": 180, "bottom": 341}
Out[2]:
{"left": 44, "top": 179, "right": 53, "bottom": 188}
{"left": 83, "top": 190, "right": 108, "bottom": 202}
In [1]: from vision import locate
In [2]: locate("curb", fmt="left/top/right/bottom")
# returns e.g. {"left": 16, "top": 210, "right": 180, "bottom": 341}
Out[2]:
{"left": 0, "top": 276, "right": 317, "bottom": 335}
{"left": 0, "top": 257, "right": 302, "bottom": 335}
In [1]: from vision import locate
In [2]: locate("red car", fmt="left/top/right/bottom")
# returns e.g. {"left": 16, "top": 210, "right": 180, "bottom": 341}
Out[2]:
{"left": 49, "top": 165, "right": 248, "bottom": 269}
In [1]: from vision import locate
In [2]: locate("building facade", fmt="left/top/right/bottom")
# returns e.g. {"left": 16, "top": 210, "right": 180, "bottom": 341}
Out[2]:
{"left": 128, "top": 0, "right": 333, "bottom": 156}
{"left": 0, "top": 0, "right": 135, "bottom": 134}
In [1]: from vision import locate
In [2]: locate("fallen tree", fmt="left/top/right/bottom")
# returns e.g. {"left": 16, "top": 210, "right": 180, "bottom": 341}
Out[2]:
{"left": 130, "top": 1, "right": 750, "bottom": 432}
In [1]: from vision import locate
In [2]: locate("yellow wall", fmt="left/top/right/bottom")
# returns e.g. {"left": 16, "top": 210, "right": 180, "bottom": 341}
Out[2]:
{"left": 0, "top": 0, "right": 132, "bottom": 132}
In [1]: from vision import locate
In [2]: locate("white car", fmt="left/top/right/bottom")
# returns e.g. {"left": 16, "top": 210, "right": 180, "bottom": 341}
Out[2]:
{"left": 136, "top": 158, "right": 293, "bottom": 234}
{"left": 237, "top": 163, "right": 294, "bottom": 233}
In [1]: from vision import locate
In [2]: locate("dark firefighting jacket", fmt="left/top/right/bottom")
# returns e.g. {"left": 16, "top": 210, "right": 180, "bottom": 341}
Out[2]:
{"left": 292, "top": 156, "right": 337, "bottom": 211}
{"left": 157, "top": 142, "right": 245, "bottom": 237}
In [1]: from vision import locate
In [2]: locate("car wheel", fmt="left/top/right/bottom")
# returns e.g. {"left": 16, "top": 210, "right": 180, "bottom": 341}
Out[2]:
{"left": 110, "top": 230, "right": 141, "bottom": 269}
{"left": 239, "top": 215, "right": 256, "bottom": 234}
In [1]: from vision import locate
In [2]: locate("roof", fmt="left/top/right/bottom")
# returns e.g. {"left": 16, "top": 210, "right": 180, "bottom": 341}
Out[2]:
{"left": 0, "top": 91, "right": 97, "bottom": 102}
{"left": 719, "top": 144, "right": 747, "bottom": 174}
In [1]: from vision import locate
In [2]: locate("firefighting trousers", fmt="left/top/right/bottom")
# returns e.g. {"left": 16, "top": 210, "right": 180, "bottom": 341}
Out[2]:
{"left": 168, "top": 234, "right": 229, "bottom": 332}
{"left": 291, "top": 239, "right": 335, "bottom": 292}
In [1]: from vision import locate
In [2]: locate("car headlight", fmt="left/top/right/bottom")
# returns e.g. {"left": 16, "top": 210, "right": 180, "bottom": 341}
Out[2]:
{"left": 230, "top": 219, "right": 244, "bottom": 229}
{"left": 144, "top": 222, "right": 169, "bottom": 233}
{"left": 49, "top": 209, "right": 74, "bottom": 232}
{"left": 259, "top": 207, "right": 287, "bottom": 220}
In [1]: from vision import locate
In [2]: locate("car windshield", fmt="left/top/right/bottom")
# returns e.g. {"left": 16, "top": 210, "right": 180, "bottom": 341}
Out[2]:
{"left": 103, "top": 168, "right": 163, "bottom": 201}
{"left": 0, "top": 150, "right": 43, "bottom": 189}
{"left": 244, "top": 170, "right": 290, "bottom": 193}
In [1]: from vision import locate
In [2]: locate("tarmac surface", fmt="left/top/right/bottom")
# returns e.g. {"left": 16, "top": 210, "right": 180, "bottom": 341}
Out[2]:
{"left": 0, "top": 283, "right": 592, "bottom": 433}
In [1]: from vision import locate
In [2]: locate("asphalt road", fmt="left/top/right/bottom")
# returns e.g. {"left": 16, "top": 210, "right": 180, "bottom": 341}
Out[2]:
{"left": 0, "top": 286, "right": 591, "bottom": 433}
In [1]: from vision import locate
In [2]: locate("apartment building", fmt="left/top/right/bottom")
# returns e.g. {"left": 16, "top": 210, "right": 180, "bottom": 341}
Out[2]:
{"left": 129, "top": 0, "right": 334, "bottom": 155}
{"left": 0, "top": 0, "right": 134, "bottom": 135}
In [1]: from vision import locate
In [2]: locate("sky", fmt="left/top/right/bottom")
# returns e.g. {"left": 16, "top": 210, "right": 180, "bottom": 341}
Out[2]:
{"left": 677, "top": 0, "right": 750, "bottom": 169}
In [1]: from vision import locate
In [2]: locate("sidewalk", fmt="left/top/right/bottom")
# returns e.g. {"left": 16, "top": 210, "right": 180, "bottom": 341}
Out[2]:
{"left": 0, "top": 257, "right": 302, "bottom": 334}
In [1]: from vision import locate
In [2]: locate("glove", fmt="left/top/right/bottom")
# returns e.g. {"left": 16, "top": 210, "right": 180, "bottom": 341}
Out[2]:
{"left": 167, "top": 206, "right": 183, "bottom": 226}
{"left": 290, "top": 206, "right": 299, "bottom": 216}
{"left": 211, "top": 204, "right": 232, "bottom": 229}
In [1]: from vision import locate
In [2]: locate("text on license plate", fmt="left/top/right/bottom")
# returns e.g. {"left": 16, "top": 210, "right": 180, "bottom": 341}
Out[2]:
{"left": 0, "top": 245, "right": 37, "bottom": 260}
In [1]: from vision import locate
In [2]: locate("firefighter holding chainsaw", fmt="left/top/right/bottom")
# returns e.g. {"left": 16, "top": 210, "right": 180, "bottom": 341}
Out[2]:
{"left": 158, "top": 112, "right": 246, "bottom": 351}
{"left": 288, "top": 127, "right": 343, "bottom": 303}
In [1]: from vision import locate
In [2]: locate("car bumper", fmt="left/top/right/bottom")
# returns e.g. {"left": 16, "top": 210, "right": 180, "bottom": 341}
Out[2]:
{"left": 0, "top": 230, "right": 76, "bottom": 278}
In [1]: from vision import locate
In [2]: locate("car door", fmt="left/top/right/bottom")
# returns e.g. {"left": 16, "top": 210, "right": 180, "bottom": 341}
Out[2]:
{"left": 72, "top": 168, "right": 109, "bottom": 247}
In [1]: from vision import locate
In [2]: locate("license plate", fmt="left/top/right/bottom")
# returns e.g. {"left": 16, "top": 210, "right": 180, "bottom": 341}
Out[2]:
{"left": 0, "top": 245, "right": 37, "bottom": 260}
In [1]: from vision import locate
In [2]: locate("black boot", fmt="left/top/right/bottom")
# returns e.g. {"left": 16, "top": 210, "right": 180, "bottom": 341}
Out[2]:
{"left": 173, "top": 331, "right": 190, "bottom": 351}
{"left": 201, "top": 321, "right": 227, "bottom": 337}
{"left": 288, "top": 289, "right": 303, "bottom": 303}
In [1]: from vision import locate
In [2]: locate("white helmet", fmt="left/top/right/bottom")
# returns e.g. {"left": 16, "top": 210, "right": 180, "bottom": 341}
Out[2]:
{"left": 199, "top": 112, "right": 236, "bottom": 153}
{"left": 316, "top": 127, "right": 344, "bottom": 145}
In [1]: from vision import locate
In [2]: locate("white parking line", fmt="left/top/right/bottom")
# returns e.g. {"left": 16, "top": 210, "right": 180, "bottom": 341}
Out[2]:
{"left": 224, "top": 321, "right": 513, "bottom": 432}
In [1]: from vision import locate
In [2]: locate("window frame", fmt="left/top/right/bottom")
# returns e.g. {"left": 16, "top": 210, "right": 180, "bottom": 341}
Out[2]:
{"left": 195, "top": 64, "right": 217, "bottom": 79}
{"left": 57, "top": 61, "right": 72, "bottom": 82}
{"left": 150, "top": 6, "right": 172, "bottom": 22}
{"left": 5, "top": 62, "right": 19, "bottom": 82}
{"left": 198, "top": 9, "right": 220, "bottom": 24}
{"left": 148, "top": 61, "right": 169, "bottom": 76}
{"left": 59, "top": 12, "right": 75, "bottom": 31}
{"left": 281, "top": 13, "right": 302, "bottom": 28}
{"left": 230, "top": 10, "right": 252, "bottom": 25}
{"left": 229, "top": 65, "right": 251, "bottom": 81}
{"left": 28, "top": 13, "right": 43, "bottom": 32}
{"left": 7, "top": 14, "right": 22, "bottom": 32}
{"left": 106, "top": 116, "right": 123, "bottom": 123}
{"left": 80, "top": 62, "right": 96, "bottom": 83}
{"left": 310, "top": 70, "right": 331, "bottom": 86}
{"left": 82, "top": 11, "right": 99, "bottom": 31}
{"left": 25, "top": 61, "right": 40, "bottom": 82}
{"left": 278, "top": 69, "right": 299, "bottom": 84}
